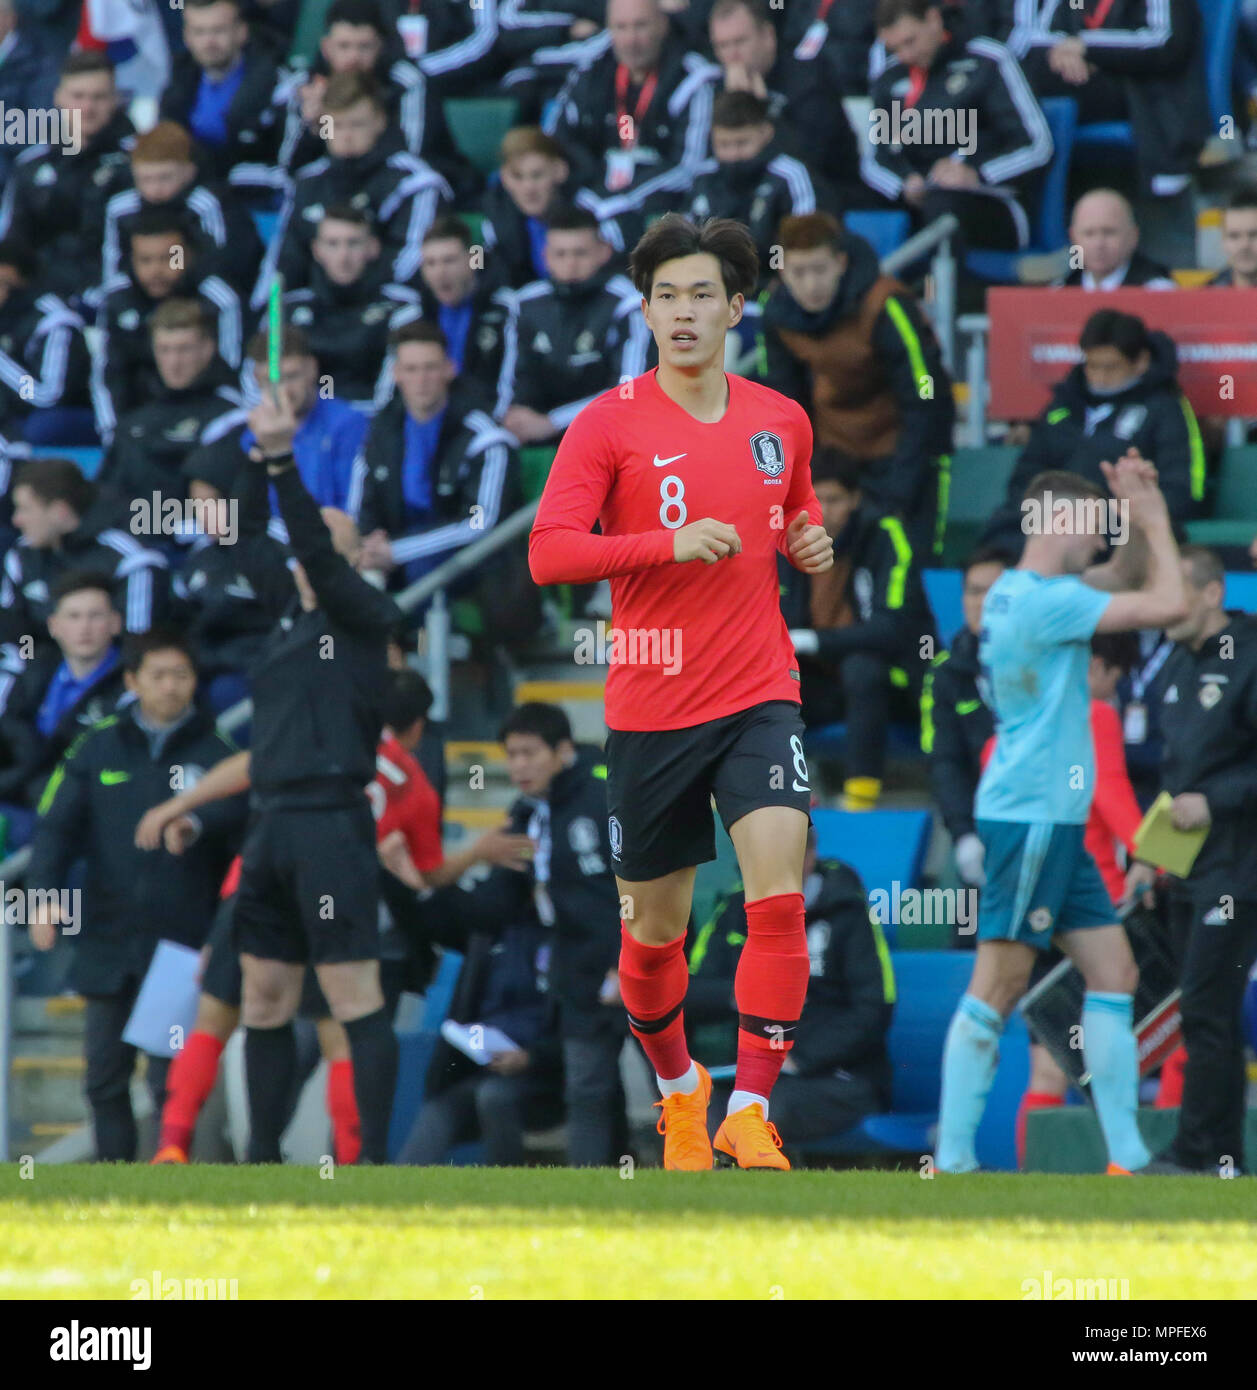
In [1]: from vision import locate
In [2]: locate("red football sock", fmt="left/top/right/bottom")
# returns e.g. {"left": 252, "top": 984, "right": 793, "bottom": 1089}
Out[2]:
{"left": 158, "top": 1030, "right": 225, "bottom": 1155}
{"left": 1155, "top": 1045, "right": 1187, "bottom": 1108}
{"left": 618, "top": 923, "right": 692, "bottom": 1082}
{"left": 733, "top": 893, "right": 810, "bottom": 1101}
{"left": 327, "top": 1058, "right": 361, "bottom": 1165}
{"left": 1016, "top": 1090, "right": 1064, "bottom": 1168}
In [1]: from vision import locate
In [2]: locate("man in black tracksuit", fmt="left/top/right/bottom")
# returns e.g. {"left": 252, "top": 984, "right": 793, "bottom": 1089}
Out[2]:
{"left": 400, "top": 704, "right": 627, "bottom": 1167}
{"left": 1008, "top": 0, "right": 1209, "bottom": 197}
{"left": 1126, "top": 547, "right": 1257, "bottom": 1176}
{"left": 981, "top": 309, "right": 1203, "bottom": 555}
{"left": 865, "top": 1, "right": 1053, "bottom": 251}
{"left": 418, "top": 214, "right": 514, "bottom": 384}
{"left": 778, "top": 447, "right": 936, "bottom": 810}
{"left": 225, "top": 393, "right": 402, "bottom": 1164}
{"left": 26, "top": 628, "right": 247, "bottom": 1160}
{"left": 686, "top": 833, "right": 894, "bottom": 1148}
{"left": 920, "top": 546, "right": 1008, "bottom": 890}
{"left": 92, "top": 211, "right": 243, "bottom": 445}
{"left": 0, "top": 51, "right": 135, "bottom": 310}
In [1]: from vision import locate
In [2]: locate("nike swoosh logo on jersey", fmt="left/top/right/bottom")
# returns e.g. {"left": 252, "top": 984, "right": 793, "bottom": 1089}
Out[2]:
{"left": 653, "top": 453, "right": 686, "bottom": 467}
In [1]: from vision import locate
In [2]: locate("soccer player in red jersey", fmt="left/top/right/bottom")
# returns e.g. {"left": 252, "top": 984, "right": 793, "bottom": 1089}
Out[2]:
{"left": 529, "top": 215, "right": 834, "bottom": 1170}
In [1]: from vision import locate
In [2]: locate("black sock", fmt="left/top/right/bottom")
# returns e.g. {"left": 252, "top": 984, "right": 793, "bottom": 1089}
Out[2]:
{"left": 244, "top": 1022, "right": 297, "bottom": 1163}
{"left": 343, "top": 1007, "right": 398, "bottom": 1164}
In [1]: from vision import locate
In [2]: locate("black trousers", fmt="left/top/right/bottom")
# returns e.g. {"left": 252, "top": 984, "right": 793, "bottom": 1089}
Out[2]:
{"left": 83, "top": 982, "right": 173, "bottom": 1162}
{"left": 798, "top": 650, "right": 920, "bottom": 780}
{"left": 1166, "top": 894, "right": 1257, "bottom": 1173}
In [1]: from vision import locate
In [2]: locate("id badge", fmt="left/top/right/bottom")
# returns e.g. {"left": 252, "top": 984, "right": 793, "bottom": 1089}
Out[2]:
{"left": 606, "top": 149, "right": 636, "bottom": 192}
{"left": 397, "top": 14, "right": 429, "bottom": 58}
{"left": 1123, "top": 700, "right": 1147, "bottom": 745}
{"left": 795, "top": 19, "right": 828, "bottom": 61}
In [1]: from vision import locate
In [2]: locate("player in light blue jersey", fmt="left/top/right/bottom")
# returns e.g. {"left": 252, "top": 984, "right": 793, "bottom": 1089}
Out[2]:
{"left": 935, "top": 453, "right": 1187, "bottom": 1175}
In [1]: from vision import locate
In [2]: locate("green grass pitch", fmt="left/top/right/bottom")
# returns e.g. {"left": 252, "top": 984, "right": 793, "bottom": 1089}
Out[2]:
{"left": 3, "top": 1166, "right": 1255, "bottom": 1299}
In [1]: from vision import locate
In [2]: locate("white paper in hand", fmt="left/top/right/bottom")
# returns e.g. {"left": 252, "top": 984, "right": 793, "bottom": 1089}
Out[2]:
{"left": 122, "top": 940, "right": 202, "bottom": 1057}
{"left": 440, "top": 1020, "right": 521, "bottom": 1065}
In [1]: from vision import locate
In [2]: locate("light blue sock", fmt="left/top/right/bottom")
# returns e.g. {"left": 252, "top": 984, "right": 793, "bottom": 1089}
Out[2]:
{"left": 1083, "top": 991, "right": 1150, "bottom": 1172}
{"left": 935, "top": 994, "right": 1004, "bottom": 1173}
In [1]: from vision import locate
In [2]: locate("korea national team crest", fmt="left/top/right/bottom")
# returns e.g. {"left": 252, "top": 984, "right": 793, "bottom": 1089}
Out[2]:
{"left": 608, "top": 815, "right": 623, "bottom": 861}
{"left": 750, "top": 431, "right": 785, "bottom": 477}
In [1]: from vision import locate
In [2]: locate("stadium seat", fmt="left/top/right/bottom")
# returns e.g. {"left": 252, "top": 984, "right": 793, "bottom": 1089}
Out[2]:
{"left": 28, "top": 444, "right": 103, "bottom": 479}
{"left": 518, "top": 444, "right": 558, "bottom": 502}
{"left": 941, "top": 444, "right": 1019, "bottom": 564}
{"left": 1197, "top": 0, "right": 1242, "bottom": 128}
{"left": 1072, "top": 120, "right": 1135, "bottom": 160}
{"left": 457, "top": 210, "right": 485, "bottom": 246}
{"left": 844, "top": 209, "right": 911, "bottom": 263}
{"left": 289, "top": 0, "right": 333, "bottom": 67}
{"left": 965, "top": 96, "right": 1075, "bottom": 284}
{"left": 387, "top": 948, "right": 465, "bottom": 1161}
{"left": 444, "top": 98, "right": 520, "bottom": 176}
{"left": 811, "top": 807, "right": 932, "bottom": 949}
{"left": 1225, "top": 571, "right": 1257, "bottom": 612}
{"left": 802, "top": 720, "right": 921, "bottom": 767}
{"left": 922, "top": 568, "right": 963, "bottom": 648}
{"left": 251, "top": 210, "right": 280, "bottom": 247}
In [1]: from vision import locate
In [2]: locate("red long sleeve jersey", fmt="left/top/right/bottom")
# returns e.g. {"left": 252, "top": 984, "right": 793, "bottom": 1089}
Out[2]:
{"left": 529, "top": 369, "right": 820, "bottom": 731}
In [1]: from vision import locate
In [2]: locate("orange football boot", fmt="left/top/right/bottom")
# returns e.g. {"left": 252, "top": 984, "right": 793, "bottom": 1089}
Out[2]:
{"left": 713, "top": 1102, "right": 790, "bottom": 1170}
{"left": 151, "top": 1145, "right": 189, "bottom": 1165}
{"left": 653, "top": 1063, "right": 713, "bottom": 1171}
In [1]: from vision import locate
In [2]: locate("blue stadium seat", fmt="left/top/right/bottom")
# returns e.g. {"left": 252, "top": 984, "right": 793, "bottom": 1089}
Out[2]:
{"left": 844, "top": 209, "right": 911, "bottom": 263}
{"left": 965, "top": 96, "right": 1075, "bottom": 284}
{"left": 923, "top": 567, "right": 964, "bottom": 648}
{"left": 251, "top": 210, "right": 279, "bottom": 246}
{"left": 811, "top": 807, "right": 933, "bottom": 950}
{"left": 1198, "top": 0, "right": 1241, "bottom": 128}
{"left": 803, "top": 721, "right": 921, "bottom": 763}
{"left": 1225, "top": 571, "right": 1257, "bottom": 613}
{"left": 28, "top": 444, "right": 103, "bottom": 479}
{"left": 387, "top": 948, "right": 465, "bottom": 1161}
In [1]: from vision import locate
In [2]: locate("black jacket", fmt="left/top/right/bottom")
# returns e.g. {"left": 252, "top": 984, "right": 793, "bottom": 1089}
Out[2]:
{"left": 782, "top": 0, "right": 880, "bottom": 97}
{"left": 264, "top": 126, "right": 452, "bottom": 307}
{"left": 1062, "top": 248, "right": 1175, "bottom": 289}
{"left": 1153, "top": 613, "right": 1257, "bottom": 900}
{"left": 778, "top": 504, "right": 937, "bottom": 684}
{"left": 26, "top": 703, "right": 246, "bottom": 995}
{"left": 379, "top": 0, "right": 503, "bottom": 97}
{"left": 280, "top": 260, "right": 422, "bottom": 409}
{"left": 0, "top": 645, "right": 127, "bottom": 806}
{"left": 0, "top": 286, "right": 90, "bottom": 433}
{"left": 921, "top": 625, "right": 994, "bottom": 841}
{"left": 498, "top": 267, "right": 650, "bottom": 426}
{"left": 410, "top": 743, "right": 622, "bottom": 1021}
{"left": 754, "top": 48, "right": 865, "bottom": 196}
{"left": 983, "top": 330, "right": 1204, "bottom": 552}
{"left": 0, "top": 108, "right": 135, "bottom": 306}
{"left": 416, "top": 271, "right": 513, "bottom": 389}
{"left": 863, "top": 5, "right": 1052, "bottom": 202}
{"left": 91, "top": 268, "right": 242, "bottom": 444}
{"left": 354, "top": 385, "right": 519, "bottom": 572}
{"left": 98, "top": 356, "right": 244, "bottom": 504}
{"left": 686, "top": 858, "right": 894, "bottom": 1101}
{"left": 159, "top": 37, "right": 285, "bottom": 182}
{"left": 237, "top": 462, "right": 401, "bottom": 802}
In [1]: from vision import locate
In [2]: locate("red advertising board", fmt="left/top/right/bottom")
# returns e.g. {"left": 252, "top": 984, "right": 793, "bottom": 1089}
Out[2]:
{"left": 986, "top": 288, "right": 1257, "bottom": 419}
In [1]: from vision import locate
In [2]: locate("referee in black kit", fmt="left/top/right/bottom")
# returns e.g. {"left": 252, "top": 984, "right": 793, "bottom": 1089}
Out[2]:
{"left": 236, "top": 390, "right": 403, "bottom": 1164}
{"left": 1124, "top": 546, "right": 1257, "bottom": 1176}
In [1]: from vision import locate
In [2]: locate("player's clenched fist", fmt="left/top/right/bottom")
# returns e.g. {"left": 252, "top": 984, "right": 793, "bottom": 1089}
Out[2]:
{"left": 674, "top": 518, "right": 743, "bottom": 564}
{"left": 785, "top": 509, "right": 833, "bottom": 573}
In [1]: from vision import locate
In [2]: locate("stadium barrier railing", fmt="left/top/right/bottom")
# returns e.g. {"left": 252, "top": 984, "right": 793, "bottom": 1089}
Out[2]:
{"left": 880, "top": 214, "right": 959, "bottom": 375}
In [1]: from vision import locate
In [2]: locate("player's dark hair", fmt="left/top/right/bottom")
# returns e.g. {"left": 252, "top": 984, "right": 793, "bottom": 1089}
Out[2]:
{"left": 323, "top": 70, "right": 386, "bottom": 115}
{"left": 12, "top": 457, "right": 95, "bottom": 517}
{"left": 246, "top": 324, "right": 313, "bottom": 363}
{"left": 875, "top": 0, "right": 937, "bottom": 27}
{"left": 0, "top": 238, "right": 37, "bottom": 280}
{"left": 711, "top": 90, "right": 771, "bottom": 131}
{"left": 422, "top": 213, "right": 473, "bottom": 248}
{"left": 1226, "top": 186, "right": 1257, "bottom": 214}
{"left": 1022, "top": 469, "right": 1107, "bottom": 505}
{"left": 809, "top": 446, "right": 863, "bottom": 493}
{"left": 709, "top": 0, "right": 772, "bottom": 30}
{"left": 129, "top": 205, "right": 190, "bottom": 243}
{"left": 389, "top": 318, "right": 448, "bottom": 352}
{"left": 499, "top": 701, "right": 572, "bottom": 750}
{"left": 546, "top": 203, "right": 600, "bottom": 236}
{"left": 326, "top": 0, "right": 388, "bottom": 34}
{"left": 1090, "top": 631, "right": 1139, "bottom": 674}
{"left": 318, "top": 202, "right": 374, "bottom": 232}
{"left": 777, "top": 211, "right": 849, "bottom": 257}
{"left": 51, "top": 569, "right": 116, "bottom": 611}
{"left": 1078, "top": 308, "right": 1152, "bottom": 363}
{"left": 59, "top": 51, "right": 115, "bottom": 83}
{"left": 962, "top": 545, "right": 1016, "bottom": 575}
{"left": 384, "top": 669, "right": 433, "bottom": 730}
{"left": 630, "top": 213, "right": 758, "bottom": 300}
{"left": 1179, "top": 544, "right": 1225, "bottom": 593}
{"left": 122, "top": 625, "right": 197, "bottom": 675}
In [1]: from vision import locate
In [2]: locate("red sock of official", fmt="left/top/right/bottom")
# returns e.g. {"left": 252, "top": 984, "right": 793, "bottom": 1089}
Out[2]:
{"left": 327, "top": 1058, "right": 361, "bottom": 1165}
{"left": 619, "top": 923, "right": 693, "bottom": 1082}
{"left": 1155, "top": 1045, "right": 1187, "bottom": 1108}
{"left": 1015, "top": 1090, "right": 1064, "bottom": 1168}
{"left": 733, "top": 893, "right": 810, "bottom": 1102}
{"left": 158, "top": 1030, "right": 225, "bottom": 1155}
